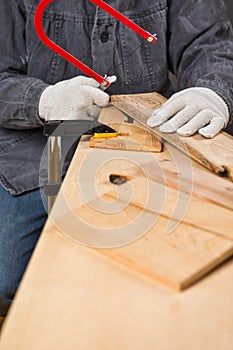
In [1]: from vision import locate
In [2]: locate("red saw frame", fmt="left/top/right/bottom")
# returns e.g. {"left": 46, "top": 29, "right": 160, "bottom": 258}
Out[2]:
{"left": 34, "top": 0, "right": 157, "bottom": 89}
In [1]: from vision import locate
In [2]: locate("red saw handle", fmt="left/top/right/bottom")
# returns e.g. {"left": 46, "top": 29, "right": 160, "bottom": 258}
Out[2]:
{"left": 34, "top": 0, "right": 157, "bottom": 89}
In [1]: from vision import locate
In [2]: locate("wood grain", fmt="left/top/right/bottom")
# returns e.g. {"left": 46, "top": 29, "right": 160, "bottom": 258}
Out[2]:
{"left": 110, "top": 93, "right": 233, "bottom": 180}
{"left": 1, "top": 106, "right": 233, "bottom": 350}
{"left": 89, "top": 122, "right": 162, "bottom": 152}
{"left": 40, "top": 133, "right": 233, "bottom": 290}
{"left": 99, "top": 107, "right": 233, "bottom": 211}
{"left": 1, "top": 229, "right": 233, "bottom": 350}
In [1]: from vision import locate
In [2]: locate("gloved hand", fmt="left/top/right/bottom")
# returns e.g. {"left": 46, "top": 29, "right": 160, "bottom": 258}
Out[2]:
{"left": 39, "top": 76, "right": 114, "bottom": 121}
{"left": 147, "top": 87, "right": 229, "bottom": 138}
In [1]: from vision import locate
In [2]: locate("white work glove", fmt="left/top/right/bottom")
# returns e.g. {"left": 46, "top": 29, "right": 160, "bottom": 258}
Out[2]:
{"left": 147, "top": 87, "right": 229, "bottom": 138}
{"left": 39, "top": 76, "right": 115, "bottom": 121}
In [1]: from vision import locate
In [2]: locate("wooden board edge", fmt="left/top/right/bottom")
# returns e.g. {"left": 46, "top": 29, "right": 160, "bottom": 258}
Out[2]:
{"left": 110, "top": 94, "right": 233, "bottom": 181}
{"left": 180, "top": 246, "right": 233, "bottom": 290}
{"left": 99, "top": 243, "right": 233, "bottom": 291}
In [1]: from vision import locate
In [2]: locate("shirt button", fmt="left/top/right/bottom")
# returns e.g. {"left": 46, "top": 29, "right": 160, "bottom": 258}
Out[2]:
{"left": 100, "top": 31, "right": 109, "bottom": 43}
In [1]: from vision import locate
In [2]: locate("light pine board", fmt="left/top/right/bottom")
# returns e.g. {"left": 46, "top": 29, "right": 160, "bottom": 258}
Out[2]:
{"left": 99, "top": 107, "right": 233, "bottom": 211}
{"left": 29, "top": 98, "right": 233, "bottom": 290}
{"left": 1, "top": 106, "right": 233, "bottom": 349}
{"left": 46, "top": 140, "right": 233, "bottom": 290}
{"left": 111, "top": 93, "right": 233, "bottom": 181}
{"left": 1, "top": 229, "right": 233, "bottom": 350}
{"left": 89, "top": 122, "right": 162, "bottom": 152}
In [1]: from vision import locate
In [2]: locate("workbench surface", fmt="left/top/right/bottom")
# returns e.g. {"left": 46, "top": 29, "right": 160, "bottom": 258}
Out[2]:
{"left": 0, "top": 107, "right": 233, "bottom": 350}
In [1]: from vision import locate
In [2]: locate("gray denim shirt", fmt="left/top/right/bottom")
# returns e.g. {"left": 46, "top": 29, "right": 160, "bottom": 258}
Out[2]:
{"left": 0, "top": 0, "right": 233, "bottom": 195}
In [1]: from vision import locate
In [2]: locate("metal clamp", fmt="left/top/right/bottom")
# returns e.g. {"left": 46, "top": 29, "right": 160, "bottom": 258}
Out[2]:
{"left": 43, "top": 120, "right": 113, "bottom": 212}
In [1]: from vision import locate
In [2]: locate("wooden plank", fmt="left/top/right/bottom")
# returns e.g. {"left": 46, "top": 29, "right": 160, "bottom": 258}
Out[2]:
{"left": 103, "top": 177, "right": 233, "bottom": 241}
{"left": 89, "top": 122, "right": 162, "bottom": 152}
{"left": 1, "top": 112, "right": 233, "bottom": 348}
{"left": 44, "top": 137, "right": 233, "bottom": 290}
{"left": 148, "top": 141, "right": 233, "bottom": 211}
{"left": 1, "top": 229, "right": 233, "bottom": 350}
{"left": 183, "top": 132, "right": 233, "bottom": 180}
{"left": 99, "top": 107, "right": 233, "bottom": 211}
{"left": 56, "top": 193, "right": 233, "bottom": 290}
{"left": 58, "top": 136, "right": 233, "bottom": 240}
{"left": 110, "top": 93, "right": 233, "bottom": 180}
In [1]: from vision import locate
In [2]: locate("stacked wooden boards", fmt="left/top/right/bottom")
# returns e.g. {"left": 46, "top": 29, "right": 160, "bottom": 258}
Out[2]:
{"left": 40, "top": 106, "right": 233, "bottom": 290}
{"left": 89, "top": 122, "right": 162, "bottom": 152}
{"left": 1, "top": 106, "right": 233, "bottom": 350}
{"left": 110, "top": 93, "right": 233, "bottom": 181}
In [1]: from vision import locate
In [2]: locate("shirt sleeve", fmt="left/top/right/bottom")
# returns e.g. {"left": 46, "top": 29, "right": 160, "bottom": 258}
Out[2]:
{"left": 0, "top": 0, "right": 49, "bottom": 129}
{"left": 168, "top": 0, "right": 233, "bottom": 122}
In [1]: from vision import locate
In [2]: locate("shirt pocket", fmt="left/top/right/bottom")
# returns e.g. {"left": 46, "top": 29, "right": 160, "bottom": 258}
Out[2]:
{"left": 119, "top": 4, "right": 168, "bottom": 85}
{"left": 25, "top": 4, "right": 70, "bottom": 84}
{"left": 25, "top": 4, "right": 95, "bottom": 84}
